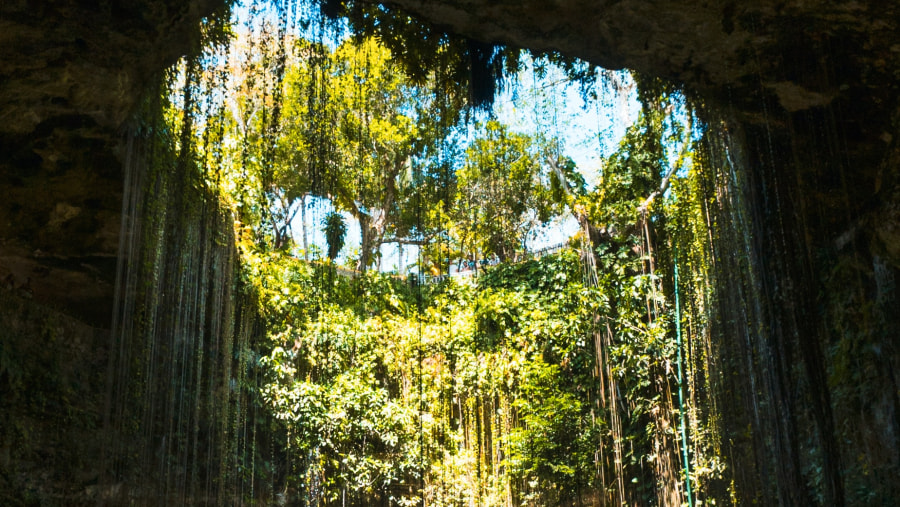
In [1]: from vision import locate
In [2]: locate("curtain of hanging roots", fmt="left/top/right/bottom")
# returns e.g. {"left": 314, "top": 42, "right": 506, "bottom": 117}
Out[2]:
{"left": 100, "top": 50, "right": 274, "bottom": 503}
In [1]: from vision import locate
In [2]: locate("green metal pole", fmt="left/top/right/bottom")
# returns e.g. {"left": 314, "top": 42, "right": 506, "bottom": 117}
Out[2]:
{"left": 674, "top": 250, "right": 694, "bottom": 506}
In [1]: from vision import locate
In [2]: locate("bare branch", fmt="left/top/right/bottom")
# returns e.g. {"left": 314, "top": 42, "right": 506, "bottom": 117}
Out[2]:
{"left": 638, "top": 163, "right": 679, "bottom": 214}
{"left": 380, "top": 236, "right": 434, "bottom": 246}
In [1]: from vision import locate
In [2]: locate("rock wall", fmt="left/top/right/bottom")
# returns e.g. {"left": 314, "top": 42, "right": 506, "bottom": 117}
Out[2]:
{"left": 0, "top": 125, "right": 274, "bottom": 504}
{"left": 0, "top": 0, "right": 229, "bottom": 324}
{"left": 0, "top": 288, "right": 108, "bottom": 505}
{"left": 370, "top": 1, "right": 898, "bottom": 115}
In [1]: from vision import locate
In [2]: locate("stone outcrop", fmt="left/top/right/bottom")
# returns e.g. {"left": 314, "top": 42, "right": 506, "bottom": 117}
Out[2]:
{"left": 369, "top": 1, "right": 898, "bottom": 115}
{"left": 0, "top": 0, "right": 226, "bottom": 324}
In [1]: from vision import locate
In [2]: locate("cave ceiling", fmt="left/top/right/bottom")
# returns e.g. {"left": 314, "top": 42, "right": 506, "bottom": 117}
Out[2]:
{"left": 0, "top": 0, "right": 224, "bottom": 324}
{"left": 364, "top": 0, "right": 899, "bottom": 118}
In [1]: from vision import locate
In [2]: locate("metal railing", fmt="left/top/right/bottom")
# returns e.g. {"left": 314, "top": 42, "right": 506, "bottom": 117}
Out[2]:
{"left": 314, "top": 241, "right": 573, "bottom": 285}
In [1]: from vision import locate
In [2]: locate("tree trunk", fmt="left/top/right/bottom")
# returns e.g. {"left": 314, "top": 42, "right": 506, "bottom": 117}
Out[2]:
{"left": 357, "top": 214, "right": 373, "bottom": 272}
{"left": 300, "top": 194, "right": 308, "bottom": 261}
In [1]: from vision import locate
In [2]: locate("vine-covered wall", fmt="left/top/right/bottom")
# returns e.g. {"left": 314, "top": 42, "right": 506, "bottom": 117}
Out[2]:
{"left": 0, "top": 84, "right": 275, "bottom": 504}
{"left": 0, "top": 289, "right": 108, "bottom": 504}
{"left": 667, "top": 104, "right": 900, "bottom": 505}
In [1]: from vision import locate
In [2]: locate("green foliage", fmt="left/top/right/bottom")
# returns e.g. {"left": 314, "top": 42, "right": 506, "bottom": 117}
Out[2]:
{"left": 168, "top": 13, "right": 735, "bottom": 502}
{"left": 254, "top": 261, "right": 420, "bottom": 500}
{"left": 220, "top": 31, "right": 467, "bottom": 270}
{"left": 323, "top": 0, "right": 520, "bottom": 109}
{"left": 453, "top": 120, "right": 563, "bottom": 262}
{"left": 226, "top": 70, "right": 723, "bottom": 504}
{"left": 249, "top": 245, "right": 612, "bottom": 504}
{"left": 509, "top": 358, "right": 598, "bottom": 496}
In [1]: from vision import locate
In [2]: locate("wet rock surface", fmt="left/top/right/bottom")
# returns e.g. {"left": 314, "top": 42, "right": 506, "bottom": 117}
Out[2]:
{"left": 0, "top": 0, "right": 224, "bottom": 323}
{"left": 0, "top": 289, "right": 108, "bottom": 505}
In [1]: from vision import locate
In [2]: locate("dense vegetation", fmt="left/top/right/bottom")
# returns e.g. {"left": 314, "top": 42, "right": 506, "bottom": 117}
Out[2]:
{"left": 2, "top": 0, "right": 898, "bottom": 505}
{"left": 181, "top": 11, "right": 713, "bottom": 502}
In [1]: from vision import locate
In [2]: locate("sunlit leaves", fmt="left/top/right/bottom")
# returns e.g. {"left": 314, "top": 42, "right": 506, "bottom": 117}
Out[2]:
{"left": 453, "top": 120, "right": 562, "bottom": 262}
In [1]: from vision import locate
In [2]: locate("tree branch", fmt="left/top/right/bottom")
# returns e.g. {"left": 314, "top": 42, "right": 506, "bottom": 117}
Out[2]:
{"left": 380, "top": 236, "right": 434, "bottom": 246}
{"left": 638, "top": 163, "right": 679, "bottom": 215}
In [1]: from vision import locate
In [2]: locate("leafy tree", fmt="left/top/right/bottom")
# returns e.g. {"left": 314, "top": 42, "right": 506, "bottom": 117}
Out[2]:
{"left": 326, "top": 39, "right": 466, "bottom": 271}
{"left": 453, "top": 120, "right": 562, "bottom": 262}
{"left": 263, "top": 36, "right": 464, "bottom": 271}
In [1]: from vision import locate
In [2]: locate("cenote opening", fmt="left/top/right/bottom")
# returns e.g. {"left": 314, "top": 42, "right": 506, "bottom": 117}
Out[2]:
{"left": 1, "top": 1, "right": 898, "bottom": 506}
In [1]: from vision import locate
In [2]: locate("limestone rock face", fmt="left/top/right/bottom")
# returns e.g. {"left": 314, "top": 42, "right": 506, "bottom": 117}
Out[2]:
{"left": 370, "top": 0, "right": 898, "bottom": 115}
{"left": 0, "top": 0, "right": 224, "bottom": 323}
{"left": 0, "top": 0, "right": 223, "bottom": 135}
